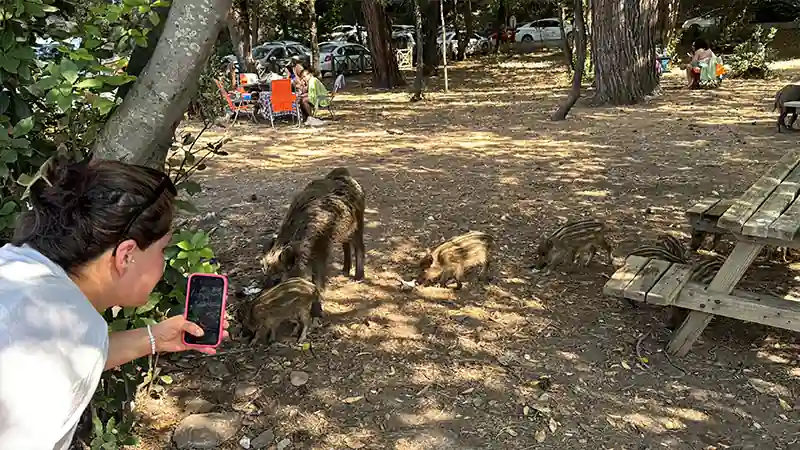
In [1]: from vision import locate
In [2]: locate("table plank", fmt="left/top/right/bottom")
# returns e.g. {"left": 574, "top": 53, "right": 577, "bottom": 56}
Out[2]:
{"left": 623, "top": 258, "right": 672, "bottom": 303}
{"left": 685, "top": 198, "right": 719, "bottom": 218}
{"left": 603, "top": 255, "right": 650, "bottom": 298}
{"left": 717, "top": 151, "right": 800, "bottom": 233}
{"left": 703, "top": 199, "right": 734, "bottom": 220}
{"left": 646, "top": 263, "right": 693, "bottom": 306}
{"left": 768, "top": 192, "right": 800, "bottom": 241}
{"left": 741, "top": 163, "right": 800, "bottom": 237}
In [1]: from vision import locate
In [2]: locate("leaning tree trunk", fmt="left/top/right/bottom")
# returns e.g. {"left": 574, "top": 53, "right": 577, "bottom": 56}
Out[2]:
{"left": 116, "top": 3, "right": 172, "bottom": 101}
{"left": 590, "top": 0, "right": 658, "bottom": 105}
{"left": 362, "top": 0, "right": 405, "bottom": 89}
{"left": 411, "top": 0, "right": 425, "bottom": 101}
{"left": 552, "top": 0, "right": 587, "bottom": 120}
{"left": 559, "top": 5, "right": 573, "bottom": 71}
{"left": 456, "top": 0, "right": 472, "bottom": 60}
{"left": 422, "top": 0, "right": 439, "bottom": 75}
{"left": 231, "top": 0, "right": 257, "bottom": 72}
{"left": 92, "top": 0, "right": 232, "bottom": 167}
{"left": 494, "top": 0, "right": 506, "bottom": 53}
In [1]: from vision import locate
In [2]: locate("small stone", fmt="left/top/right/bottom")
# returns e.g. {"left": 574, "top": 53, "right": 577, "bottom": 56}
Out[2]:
{"left": 234, "top": 382, "right": 258, "bottom": 400}
{"left": 290, "top": 371, "right": 309, "bottom": 387}
{"left": 276, "top": 438, "right": 292, "bottom": 450}
{"left": 172, "top": 413, "right": 242, "bottom": 449}
{"left": 239, "top": 436, "right": 251, "bottom": 449}
{"left": 205, "top": 360, "right": 230, "bottom": 379}
{"left": 471, "top": 397, "right": 484, "bottom": 407}
{"left": 250, "top": 429, "right": 275, "bottom": 449}
{"left": 184, "top": 397, "right": 215, "bottom": 414}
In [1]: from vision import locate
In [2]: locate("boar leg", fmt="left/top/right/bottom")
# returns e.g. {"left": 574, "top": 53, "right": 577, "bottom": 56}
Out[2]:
{"left": 342, "top": 242, "right": 352, "bottom": 276}
{"left": 296, "top": 310, "right": 312, "bottom": 343}
{"left": 453, "top": 267, "right": 465, "bottom": 290}
{"left": 437, "top": 271, "right": 450, "bottom": 288}
{"left": 250, "top": 328, "right": 266, "bottom": 346}
{"left": 599, "top": 236, "right": 613, "bottom": 265}
{"left": 779, "top": 108, "right": 789, "bottom": 132}
{"left": 268, "top": 324, "right": 279, "bottom": 343}
{"left": 788, "top": 109, "right": 798, "bottom": 130}
{"left": 709, "top": 232, "right": 722, "bottom": 251}
{"left": 689, "top": 230, "right": 705, "bottom": 251}
{"left": 479, "top": 258, "right": 492, "bottom": 282}
{"left": 353, "top": 209, "right": 366, "bottom": 280}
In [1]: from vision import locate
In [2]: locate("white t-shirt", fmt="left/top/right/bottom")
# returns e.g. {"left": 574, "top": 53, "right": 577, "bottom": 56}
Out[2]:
{"left": 0, "top": 244, "right": 108, "bottom": 449}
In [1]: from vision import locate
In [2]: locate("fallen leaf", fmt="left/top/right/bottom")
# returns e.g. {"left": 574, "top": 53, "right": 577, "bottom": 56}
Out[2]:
{"left": 535, "top": 429, "right": 546, "bottom": 443}
{"left": 621, "top": 360, "right": 631, "bottom": 370}
{"left": 343, "top": 396, "right": 364, "bottom": 404}
{"left": 548, "top": 417, "right": 557, "bottom": 433}
{"left": 778, "top": 397, "right": 792, "bottom": 411}
{"left": 523, "top": 406, "right": 530, "bottom": 416}
{"left": 290, "top": 371, "right": 309, "bottom": 387}
{"left": 460, "top": 387, "right": 475, "bottom": 395}
{"left": 505, "top": 428, "right": 518, "bottom": 437}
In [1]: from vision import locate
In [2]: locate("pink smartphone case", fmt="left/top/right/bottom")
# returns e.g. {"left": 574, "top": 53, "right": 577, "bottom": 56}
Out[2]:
{"left": 182, "top": 273, "right": 228, "bottom": 349}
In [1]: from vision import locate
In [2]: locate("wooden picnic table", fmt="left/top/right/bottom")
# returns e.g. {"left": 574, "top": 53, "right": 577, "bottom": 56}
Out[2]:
{"left": 605, "top": 150, "right": 800, "bottom": 356}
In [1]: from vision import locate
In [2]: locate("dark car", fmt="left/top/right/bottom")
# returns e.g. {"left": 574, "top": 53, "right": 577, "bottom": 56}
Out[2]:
{"left": 253, "top": 42, "right": 312, "bottom": 75}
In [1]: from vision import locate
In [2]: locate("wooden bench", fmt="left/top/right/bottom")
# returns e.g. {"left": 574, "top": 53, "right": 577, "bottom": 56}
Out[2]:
{"left": 604, "top": 255, "right": 800, "bottom": 332}
{"left": 685, "top": 198, "right": 734, "bottom": 250}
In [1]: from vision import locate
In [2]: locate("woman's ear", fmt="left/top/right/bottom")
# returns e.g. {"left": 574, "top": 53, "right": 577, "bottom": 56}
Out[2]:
{"left": 113, "top": 239, "right": 139, "bottom": 272}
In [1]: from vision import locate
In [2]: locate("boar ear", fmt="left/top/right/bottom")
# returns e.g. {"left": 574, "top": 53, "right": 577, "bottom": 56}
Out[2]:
{"left": 279, "top": 244, "right": 296, "bottom": 266}
{"left": 419, "top": 252, "right": 433, "bottom": 268}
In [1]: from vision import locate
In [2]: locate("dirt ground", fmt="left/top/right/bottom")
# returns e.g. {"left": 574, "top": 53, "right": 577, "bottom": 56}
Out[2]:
{"left": 136, "top": 53, "right": 800, "bottom": 450}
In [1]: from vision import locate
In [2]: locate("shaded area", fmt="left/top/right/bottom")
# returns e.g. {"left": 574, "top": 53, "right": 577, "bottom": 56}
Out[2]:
{"left": 135, "top": 53, "right": 800, "bottom": 450}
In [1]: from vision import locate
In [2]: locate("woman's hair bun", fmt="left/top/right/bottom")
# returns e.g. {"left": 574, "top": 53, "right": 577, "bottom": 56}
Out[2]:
{"left": 28, "top": 155, "right": 92, "bottom": 215}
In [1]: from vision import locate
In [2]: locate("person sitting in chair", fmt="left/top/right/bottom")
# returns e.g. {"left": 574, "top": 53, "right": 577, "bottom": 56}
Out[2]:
{"left": 290, "top": 60, "right": 325, "bottom": 127}
{"left": 685, "top": 38, "right": 714, "bottom": 88}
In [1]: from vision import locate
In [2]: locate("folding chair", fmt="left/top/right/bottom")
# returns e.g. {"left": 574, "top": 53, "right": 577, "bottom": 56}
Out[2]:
{"left": 214, "top": 79, "right": 257, "bottom": 124}
{"left": 267, "top": 78, "right": 301, "bottom": 128}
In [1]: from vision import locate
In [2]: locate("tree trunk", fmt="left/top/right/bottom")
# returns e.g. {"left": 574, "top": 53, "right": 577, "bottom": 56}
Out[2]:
{"left": 249, "top": 0, "right": 259, "bottom": 48}
{"left": 308, "top": 0, "right": 319, "bottom": 75}
{"left": 227, "top": 11, "right": 245, "bottom": 70}
{"left": 451, "top": 0, "right": 461, "bottom": 61}
{"left": 423, "top": 0, "right": 439, "bottom": 75}
{"left": 91, "top": 0, "right": 232, "bottom": 167}
{"left": 559, "top": 6, "right": 573, "bottom": 71}
{"left": 231, "top": 0, "right": 256, "bottom": 72}
{"left": 590, "top": 0, "right": 658, "bottom": 105}
{"left": 552, "top": 0, "right": 587, "bottom": 120}
{"left": 494, "top": 0, "right": 506, "bottom": 53}
{"left": 655, "top": 0, "right": 679, "bottom": 47}
{"left": 411, "top": 0, "right": 425, "bottom": 101}
{"left": 116, "top": 4, "right": 172, "bottom": 102}
{"left": 456, "top": 0, "right": 472, "bottom": 60}
{"left": 362, "top": 0, "right": 405, "bottom": 89}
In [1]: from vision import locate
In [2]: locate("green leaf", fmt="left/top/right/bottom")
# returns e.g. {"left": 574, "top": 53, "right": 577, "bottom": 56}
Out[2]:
{"left": 0, "top": 91, "right": 9, "bottom": 115}
{"left": 177, "top": 180, "right": 201, "bottom": 196}
{"left": 9, "top": 46, "right": 35, "bottom": 61}
{"left": 0, "top": 54, "right": 20, "bottom": 73}
{"left": 190, "top": 232, "right": 208, "bottom": 248}
{"left": 97, "top": 74, "right": 136, "bottom": 86}
{"left": 176, "top": 250, "right": 190, "bottom": 259}
{"left": 91, "top": 411, "right": 104, "bottom": 439}
{"left": 176, "top": 241, "right": 193, "bottom": 251}
{"left": 159, "top": 375, "right": 173, "bottom": 384}
{"left": 15, "top": 173, "right": 36, "bottom": 187}
{"left": 59, "top": 59, "right": 79, "bottom": 84}
{"left": 188, "top": 252, "right": 200, "bottom": 265}
{"left": 1, "top": 150, "right": 17, "bottom": 164}
{"left": 148, "top": 11, "right": 161, "bottom": 26}
{"left": 174, "top": 199, "right": 199, "bottom": 214}
{"left": 75, "top": 78, "right": 104, "bottom": 89}
{"left": 11, "top": 116, "right": 33, "bottom": 138}
{"left": 109, "top": 318, "right": 130, "bottom": 332}
{"left": 0, "top": 201, "right": 17, "bottom": 216}
{"left": 92, "top": 97, "right": 116, "bottom": 115}
{"left": 29, "top": 76, "right": 60, "bottom": 95}
{"left": 198, "top": 248, "right": 214, "bottom": 259}
{"left": 136, "top": 294, "right": 161, "bottom": 314}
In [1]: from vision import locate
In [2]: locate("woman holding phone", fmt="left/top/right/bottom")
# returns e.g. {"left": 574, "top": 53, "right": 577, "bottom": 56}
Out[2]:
{"left": 0, "top": 158, "right": 229, "bottom": 449}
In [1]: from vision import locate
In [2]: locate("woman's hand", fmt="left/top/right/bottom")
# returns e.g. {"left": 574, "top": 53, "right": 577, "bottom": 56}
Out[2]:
{"left": 151, "top": 315, "right": 231, "bottom": 356}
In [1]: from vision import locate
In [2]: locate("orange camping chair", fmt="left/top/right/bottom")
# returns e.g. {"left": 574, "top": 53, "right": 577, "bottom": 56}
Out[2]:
{"left": 215, "top": 79, "right": 256, "bottom": 124}
{"left": 267, "top": 78, "right": 301, "bottom": 128}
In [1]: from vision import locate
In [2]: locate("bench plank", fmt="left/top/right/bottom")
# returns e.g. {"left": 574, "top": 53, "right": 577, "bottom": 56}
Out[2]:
{"left": 676, "top": 283, "right": 800, "bottom": 332}
{"left": 703, "top": 199, "right": 734, "bottom": 220}
{"left": 685, "top": 198, "right": 720, "bottom": 219}
{"left": 768, "top": 192, "right": 800, "bottom": 242}
{"left": 718, "top": 151, "right": 800, "bottom": 233}
{"left": 784, "top": 101, "right": 800, "bottom": 108}
{"left": 646, "top": 263, "right": 694, "bottom": 306}
{"left": 624, "top": 258, "right": 672, "bottom": 303}
{"left": 742, "top": 163, "right": 800, "bottom": 238}
{"left": 603, "top": 255, "right": 650, "bottom": 298}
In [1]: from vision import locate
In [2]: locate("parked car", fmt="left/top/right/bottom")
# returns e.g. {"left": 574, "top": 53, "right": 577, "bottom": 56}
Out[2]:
{"left": 318, "top": 41, "right": 372, "bottom": 76}
{"left": 329, "top": 25, "right": 367, "bottom": 43}
{"left": 681, "top": 14, "right": 722, "bottom": 31}
{"left": 515, "top": 18, "right": 573, "bottom": 46}
{"left": 488, "top": 27, "right": 515, "bottom": 46}
{"left": 392, "top": 24, "right": 415, "bottom": 34}
{"left": 436, "top": 31, "right": 458, "bottom": 60}
{"left": 465, "top": 33, "right": 491, "bottom": 55}
{"left": 253, "top": 42, "right": 312, "bottom": 76}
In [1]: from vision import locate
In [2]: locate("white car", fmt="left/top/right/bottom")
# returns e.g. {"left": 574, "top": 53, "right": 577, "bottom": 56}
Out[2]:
{"left": 681, "top": 15, "right": 722, "bottom": 30}
{"left": 515, "top": 18, "right": 573, "bottom": 45}
{"left": 318, "top": 41, "right": 372, "bottom": 76}
{"left": 329, "top": 25, "right": 367, "bottom": 43}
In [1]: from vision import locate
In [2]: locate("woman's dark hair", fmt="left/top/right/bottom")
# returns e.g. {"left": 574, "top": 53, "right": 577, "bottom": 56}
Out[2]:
{"left": 694, "top": 38, "right": 709, "bottom": 50}
{"left": 12, "top": 157, "right": 176, "bottom": 274}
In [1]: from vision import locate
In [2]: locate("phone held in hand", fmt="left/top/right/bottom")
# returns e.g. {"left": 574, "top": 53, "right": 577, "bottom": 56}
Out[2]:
{"left": 183, "top": 273, "right": 228, "bottom": 348}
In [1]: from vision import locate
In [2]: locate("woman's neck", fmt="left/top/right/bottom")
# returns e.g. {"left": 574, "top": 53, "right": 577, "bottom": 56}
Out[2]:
{"left": 70, "top": 265, "right": 114, "bottom": 312}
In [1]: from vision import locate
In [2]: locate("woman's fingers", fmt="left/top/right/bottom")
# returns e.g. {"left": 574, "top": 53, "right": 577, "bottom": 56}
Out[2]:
{"left": 182, "top": 320, "right": 205, "bottom": 337}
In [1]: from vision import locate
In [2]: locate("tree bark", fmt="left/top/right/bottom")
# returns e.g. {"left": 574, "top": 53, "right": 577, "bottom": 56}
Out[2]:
{"left": 231, "top": 0, "right": 256, "bottom": 72}
{"left": 559, "top": 5, "right": 573, "bottom": 71}
{"left": 91, "top": 0, "right": 232, "bottom": 167}
{"left": 226, "top": 11, "right": 245, "bottom": 69}
{"left": 456, "top": 0, "right": 472, "bottom": 60}
{"left": 308, "top": 0, "right": 319, "bottom": 76}
{"left": 552, "top": 0, "right": 587, "bottom": 120}
{"left": 494, "top": 0, "right": 506, "bottom": 53}
{"left": 116, "top": 4, "right": 172, "bottom": 102}
{"left": 411, "top": 0, "right": 425, "bottom": 101}
{"left": 590, "top": 0, "right": 658, "bottom": 105}
{"left": 362, "top": 0, "right": 405, "bottom": 89}
{"left": 423, "top": 0, "right": 439, "bottom": 75}
{"left": 249, "top": 0, "right": 259, "bottom": 48}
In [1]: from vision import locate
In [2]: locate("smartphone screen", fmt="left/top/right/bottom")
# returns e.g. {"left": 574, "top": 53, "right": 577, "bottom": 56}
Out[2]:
{"left": 184, "top": 275, "right": 226, "bottom": 346}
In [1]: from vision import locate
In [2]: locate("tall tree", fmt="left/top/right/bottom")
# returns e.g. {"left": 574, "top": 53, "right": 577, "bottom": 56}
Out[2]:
{"left": 456, "top": 0, "right": 473, "bottom": 60}
{"left": 92, "top": 0, "right": 232, "bottom": 166}
{"left": 552, "top": 0, "right": 587, "bottom": 120}
{"left": 362, "top": 0, "right": 406, "bottom": 88}
{"left": 250, "top": 0, "right": 260, "bottom": 48}
{"left": 423, "top": 0, "right": 439, "bottom": 75}
{"left": 411, "top": 0, "right": 425, "bottom": 100}
{"left": 655, "top": 0, "right": 679, "bottom": 47}
{"left": 558, "top": 4, "right": 573, "bottom": 71}
{"left": 231, "top": 0, "right": 257, "bottom": 72}
{"left": 308, "top": 0, "right": 319, "bottom": 75}
{"left": 590, "top": 0, "right": 659, "bottom": 105}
